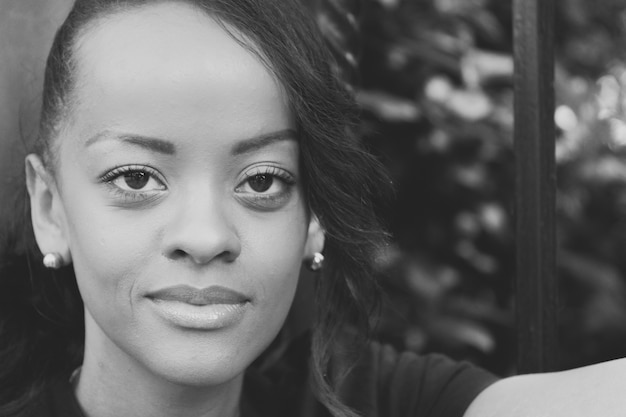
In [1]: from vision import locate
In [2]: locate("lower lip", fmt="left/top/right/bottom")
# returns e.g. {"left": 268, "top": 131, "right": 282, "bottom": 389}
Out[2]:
{"left": 149, "top": 299, "right": 248, "bottom": 330}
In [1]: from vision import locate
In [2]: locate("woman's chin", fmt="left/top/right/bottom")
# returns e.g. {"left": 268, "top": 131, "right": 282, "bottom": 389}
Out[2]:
{"left": 142, "top": 353, "right": 248, "bottom": 388}
{"left": 126, "top": 327, "right": 269, "bottom": 388}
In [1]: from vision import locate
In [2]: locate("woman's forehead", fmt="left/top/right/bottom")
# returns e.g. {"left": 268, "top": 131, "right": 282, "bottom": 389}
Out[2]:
{"left": 67, "top": 2, "right": 291, "bottom": 144}
{"left": 75, "top": 2, "right": 274, "bottom": 93}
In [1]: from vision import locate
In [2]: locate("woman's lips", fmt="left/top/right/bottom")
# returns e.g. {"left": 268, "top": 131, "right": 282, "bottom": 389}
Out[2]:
{"left": 146, "top": 285, "right": 250, "bottom": 329}
{"left": 147, "top": 285, "right": 250, "bottom": 306}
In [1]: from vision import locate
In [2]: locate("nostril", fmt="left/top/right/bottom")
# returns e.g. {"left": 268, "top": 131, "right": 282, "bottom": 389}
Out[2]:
{"left": 170, "top": 249, "right": 187, "bottom": 261}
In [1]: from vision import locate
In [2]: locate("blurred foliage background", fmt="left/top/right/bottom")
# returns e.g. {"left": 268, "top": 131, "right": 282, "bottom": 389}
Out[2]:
{"left": 357, "top": 0, "right": 626, "bottom": 376}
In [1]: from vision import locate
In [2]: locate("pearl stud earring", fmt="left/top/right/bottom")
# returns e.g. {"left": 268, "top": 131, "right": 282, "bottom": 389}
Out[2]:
{"left": 43, "top": 253, "right": 63, "bottom": 269}
{"left": 308, "top": 252, "right": 325, "bottom": 271}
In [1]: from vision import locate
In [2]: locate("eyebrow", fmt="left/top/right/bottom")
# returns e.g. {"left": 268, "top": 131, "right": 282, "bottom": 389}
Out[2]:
{"left": 85, "top": 131, "right": 176, "bottom": 155}
{"left": 230, "top": 129, "right": 297, "bottom": 155}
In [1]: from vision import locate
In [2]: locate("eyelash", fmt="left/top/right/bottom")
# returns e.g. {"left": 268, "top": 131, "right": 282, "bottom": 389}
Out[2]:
{"left": 240, "top": 165, "right": 295, "bottom": 187}
{"left": 235, "top": 165, "right": 296, "bottom": 209}
{"left": 99, "top": 165, "right": 166, "bottom": 204}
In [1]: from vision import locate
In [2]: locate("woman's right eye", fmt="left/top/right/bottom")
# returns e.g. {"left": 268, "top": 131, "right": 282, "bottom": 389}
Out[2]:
{"left": 100, "top": 165, "right": 166, "bottom": 197}
{"left": 112, "top": 170, "right": 164, "bottom": 192}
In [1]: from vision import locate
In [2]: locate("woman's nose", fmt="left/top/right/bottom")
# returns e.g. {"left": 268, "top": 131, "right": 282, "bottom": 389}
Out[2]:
{"left": 161, "top": 189, "right": 241, "bottom": 265}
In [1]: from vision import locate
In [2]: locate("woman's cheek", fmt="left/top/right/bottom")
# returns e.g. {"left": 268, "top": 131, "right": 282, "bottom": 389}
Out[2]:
{"left": 67, "top": 206, "right": 153, "bottom": 300}
{"left": 248, "top": 219, "right": 306, "bottom": 297}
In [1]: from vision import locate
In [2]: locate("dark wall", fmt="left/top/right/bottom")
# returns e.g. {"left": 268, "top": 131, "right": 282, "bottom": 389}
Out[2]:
{"left": 0, "top": 0, "right": 72, "bottom": 221}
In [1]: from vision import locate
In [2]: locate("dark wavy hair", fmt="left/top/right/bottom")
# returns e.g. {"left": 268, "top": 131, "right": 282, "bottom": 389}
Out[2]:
{"left": 0, "top": 1, "right": 392, "bottom": 416}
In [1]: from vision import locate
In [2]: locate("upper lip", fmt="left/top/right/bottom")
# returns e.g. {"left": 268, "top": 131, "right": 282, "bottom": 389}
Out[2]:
{"left": 147, "top": 285, "right": 249, "bottom": 306}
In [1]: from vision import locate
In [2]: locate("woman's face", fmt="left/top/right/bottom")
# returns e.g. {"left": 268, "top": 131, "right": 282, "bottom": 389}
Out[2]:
{"left": 40, "top": 3, "right": 321, "bottom": 386}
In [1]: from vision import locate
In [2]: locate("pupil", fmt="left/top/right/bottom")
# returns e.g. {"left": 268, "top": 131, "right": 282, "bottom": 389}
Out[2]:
{"left": 124, "top": 172, "right": 149, "bottom": 190}
{"left": 249, "top": 174, "right": 273, "bottom": 192}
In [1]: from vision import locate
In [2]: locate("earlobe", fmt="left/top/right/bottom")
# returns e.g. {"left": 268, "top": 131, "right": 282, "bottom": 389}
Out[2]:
{"left": 25, "top": 154, "right": 72, "bottom": 266}
{"left": 304, "top": 213, "right": 325, "bottom": 261}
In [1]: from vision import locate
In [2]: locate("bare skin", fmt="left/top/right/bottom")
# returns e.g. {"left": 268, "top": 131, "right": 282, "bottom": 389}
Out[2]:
{"left": 465, "top": 358, "right": 626, "bottom": 416}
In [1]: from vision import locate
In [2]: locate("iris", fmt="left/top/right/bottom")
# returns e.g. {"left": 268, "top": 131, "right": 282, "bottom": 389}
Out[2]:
{"left": 248, "top": 174, "right": 273, "bottom": 192}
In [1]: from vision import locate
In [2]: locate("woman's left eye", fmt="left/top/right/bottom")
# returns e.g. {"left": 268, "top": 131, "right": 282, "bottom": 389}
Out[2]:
{"left": 235, "top": 166, "right": 296, "bottom": 208}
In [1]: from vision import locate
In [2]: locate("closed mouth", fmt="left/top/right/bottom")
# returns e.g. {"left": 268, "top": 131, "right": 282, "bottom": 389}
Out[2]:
{"left": 146, "top": 285, "right": 250, "bottom": 306}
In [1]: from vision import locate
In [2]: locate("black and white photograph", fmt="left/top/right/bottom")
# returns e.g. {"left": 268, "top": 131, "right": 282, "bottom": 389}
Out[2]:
{"left": 2, "top": 1, "right": 626, "bottom": 416}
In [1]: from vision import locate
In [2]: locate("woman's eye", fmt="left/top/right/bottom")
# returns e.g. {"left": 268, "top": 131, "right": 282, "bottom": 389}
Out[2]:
{"left": 237, "top": 169, "right": 293, "bottom": 195}
{"left": 235, "top": 166, "right": 296, "bottom": 209}
{"left": 112, "top": 171, "right": 164, "bottom": 192}
{"left": 100, "top": 166, "right": 166, "bottom": 197}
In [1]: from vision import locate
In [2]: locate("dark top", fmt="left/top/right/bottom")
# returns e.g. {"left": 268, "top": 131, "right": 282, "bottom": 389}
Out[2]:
{"left": 17, "top": 334, "right": 497, "bottom": 417}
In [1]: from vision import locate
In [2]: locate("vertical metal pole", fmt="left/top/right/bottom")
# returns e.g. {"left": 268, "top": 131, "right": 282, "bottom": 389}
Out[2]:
{"left": 514, "top": 0, "right": 558, "bottom": 373}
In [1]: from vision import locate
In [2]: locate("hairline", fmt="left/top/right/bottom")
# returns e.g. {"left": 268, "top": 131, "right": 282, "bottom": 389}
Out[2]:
{"left": 45, "top": 0, "right": 289, "bottom": 172}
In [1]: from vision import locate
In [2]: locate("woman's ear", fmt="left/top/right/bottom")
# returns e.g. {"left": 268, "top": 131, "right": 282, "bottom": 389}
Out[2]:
{"left": 25, "top": 154, "right": 71, "bottom": 265}
{"left": 303, "top": 213, "right": 325, "bottom": 259}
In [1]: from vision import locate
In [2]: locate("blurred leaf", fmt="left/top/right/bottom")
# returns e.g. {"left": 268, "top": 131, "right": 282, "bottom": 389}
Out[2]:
{"left": 356, "top": 90, "right": 422, "bottom": 122}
